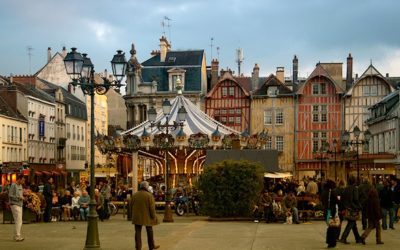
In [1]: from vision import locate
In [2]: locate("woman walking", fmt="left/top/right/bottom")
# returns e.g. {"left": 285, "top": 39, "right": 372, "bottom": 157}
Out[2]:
{"left": 360, "top": 188, "right": 384, "bottom": 245}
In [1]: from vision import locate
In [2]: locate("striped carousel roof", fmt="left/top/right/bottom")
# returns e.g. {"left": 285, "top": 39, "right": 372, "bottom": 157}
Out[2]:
{"left": 122, "top": 94, "right": 239, "bottom": 136}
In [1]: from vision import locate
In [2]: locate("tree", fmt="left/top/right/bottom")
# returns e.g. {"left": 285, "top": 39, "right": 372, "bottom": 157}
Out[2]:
{"left": 198, "top": 160, "right": 263, "bottom": 218}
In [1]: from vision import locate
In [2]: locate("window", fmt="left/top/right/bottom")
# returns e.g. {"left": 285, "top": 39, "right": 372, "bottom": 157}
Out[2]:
{"left": 320, "top": 83, "right": 326, "bottom": 94}
{"left": 214, "top": 109, "right": 220, "bottom": 115}
{"left": 222, "top": 87, "right": 228, "bottom": 97}
{"left": 275, "top": 109, "right": 283, "bottom": 125}
{"left": 229, "top": 109, "right": 235, "bottom": 115}
{"left": 229, "top": 87, "right": 235, "bottom": 97}
{"left": 72, "top": 125, "right": 75, "bottom": 140}
{"left": 228, "top": 117, "right": 234, "bottom": 124}
{"left": 312, "top": 84, "right": 319, "bottom": 95}
{"left": 268, "top": 86, "right": 278, "bottom": 96}
{"left": 221, "top": 117, "right": 227, "bottom": 124}
{"left": 312, "top": 105, "right": 319, "bottom": 122}
{"left": 276, "top": 136, "right": 284, "bottom": 151}
{"left": 235, "top": 116, "right": 241, "bottom": 124}
{"left": 264, "top": 110, "right": 272, "bottom": 125}
{"left": 321, "top": 105, "right": 327, "bottom": 122}
{"left": 363, "top": 86, "right": 370, "bottom": 96}
{"left": 313, "top": 132, "right": 319, "bottom": 152}
{"left": 370, "top": 85, "right": 377, "bottom": 96}
{"left": 266, "top": 137, "right": 272, "bottom": 149}
{"left": 220, "top": 109, "right": 227, "bottom": 115}
{"left": 236, "top": 109, "right": 241, "bottom": 114}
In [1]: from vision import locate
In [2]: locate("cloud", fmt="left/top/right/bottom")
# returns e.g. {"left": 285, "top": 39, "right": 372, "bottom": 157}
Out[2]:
{"left": 85, "top": 19, "right": 117, "bottom": 43}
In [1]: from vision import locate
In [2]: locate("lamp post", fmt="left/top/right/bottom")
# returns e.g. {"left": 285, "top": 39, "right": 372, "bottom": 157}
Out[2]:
{"left": 147, "top": 99, "right": 187, "bottom": 223}
{"left": 314, "top": 142, "right": 328, "bottom": 181}
{"left": 341, "top": 126, "right": 371, "bottom": 184}
{"left": 332, "top": 139, "right": 337, "bottom": 181}
{"left": 64, "top": 47, "right": 127, "bottom": 249}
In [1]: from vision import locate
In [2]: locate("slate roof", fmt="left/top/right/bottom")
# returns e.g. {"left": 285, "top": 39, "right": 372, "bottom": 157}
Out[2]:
{"left": 0, "top": 95, "right": 27, "bottom": 122}
{"left": 253, "top": 74, "right": 294, "bottom": 97}
{"left": 234, "top": 77, "right": 252, "bottom": 93}
{"left": 37, "top": 78, "right": 87, "bottom": 120}
{"left": 12, "top": 81, "right": 55, "bottom": 103}
{"left": 141, "top": 50, "right": 204, "bottom": 92}
{"left": 366, "top": 90, "right": 400, "bottom": 125}
{"left": 206, "top": 72, "right": 250, "bottom": 98}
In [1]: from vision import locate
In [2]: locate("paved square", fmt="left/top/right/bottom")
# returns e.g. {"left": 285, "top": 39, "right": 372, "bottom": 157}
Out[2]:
{"left": 0, "top": 213, "right": 399, "bottom": 250}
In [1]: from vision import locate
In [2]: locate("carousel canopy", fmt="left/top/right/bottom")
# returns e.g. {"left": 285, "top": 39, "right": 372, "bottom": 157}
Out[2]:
{"left": 122, "top": 94, "right": 239, "bottom": 136}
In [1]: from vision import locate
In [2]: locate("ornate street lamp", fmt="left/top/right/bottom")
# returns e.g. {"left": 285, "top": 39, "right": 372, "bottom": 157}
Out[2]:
{"left": 64, "top": 48, "right": 127, "bottom": 250}
{"left": 314, "top": 141, "right": 329, "bottom": 181}
{"left": 341, "top": 126, "right": 371, "bottom": 184}
{"left": 148, "top": 99, "right": 186, "bottom": 223}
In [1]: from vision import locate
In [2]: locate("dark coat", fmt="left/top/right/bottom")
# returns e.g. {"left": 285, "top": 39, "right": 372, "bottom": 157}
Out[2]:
{"left": 366, "top": 189, "right": 382, "bottom": 222}
{"left": 342, "top": 184, "right": 361, "bottom": 211}
{"left": 379, "top": 186, "right": 393, "bottom": 209}
{"left": 131, "top": 189, "right": 158, "bottom": 226}
{"left": 358, "top": 182, "right": 372, "bottom": 207}
{"left": 321, "top": 189, "right": 338, "bottom": 216}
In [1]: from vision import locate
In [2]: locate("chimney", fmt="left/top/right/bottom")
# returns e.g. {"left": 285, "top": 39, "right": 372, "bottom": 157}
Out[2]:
{"left": 355, "top": 73, "right": 358, "bottom": 80}
{"left": 386, "top": 73, "right": 389, "bottom": 77}
{"left": 292, "top": 55, "right": 298, "bottom": 84}
{"left": 62, "top": 46, "right": 67, "bottom": 57}
{"left": 47, "top": 47, "right": 52, "bottom": 62}
{"left": 159, "top": 36, "right": 170, "bottom": 63}
{"left": 346, "top": 53, "right": 353, "bottom": 89}
{"left": 211, "top": 59, "right": 219, "bottom": 89}
{"left": 276, "top": 67, "right": 284, "bottom": 83}
{"left": 251, "top": 63, "right": 260, "bottom": 91}
{"left": 10, "top": 73, "right": 13, "bottom": 84}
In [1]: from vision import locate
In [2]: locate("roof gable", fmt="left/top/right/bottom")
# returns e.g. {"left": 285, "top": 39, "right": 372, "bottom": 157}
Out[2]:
{"left": 253, "top": 74, "right": 294, "bottom": 96}
{"left": 297, "top": 64, "right": 344, "bottom": 94}
{"left": 206, "top": 72, "right": 250, "bottom": 98}
{"left": 0, "top": 95, "right": 27, "bottom": 121}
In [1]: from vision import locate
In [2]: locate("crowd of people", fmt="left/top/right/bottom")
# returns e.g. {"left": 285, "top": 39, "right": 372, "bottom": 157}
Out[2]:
{"left": 253, "top": 175, "right": 400, "bottom": 248}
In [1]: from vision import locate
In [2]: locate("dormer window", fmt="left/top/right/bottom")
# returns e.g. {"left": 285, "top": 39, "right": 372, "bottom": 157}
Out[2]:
{"left": 168, "top": 57, "right": 176, "bottom": 63}
{"left": 168, "top": 68, "right": 186, "bottom": 92}
{"left": 267, "top": 86, "right": 278, "bottom": 96}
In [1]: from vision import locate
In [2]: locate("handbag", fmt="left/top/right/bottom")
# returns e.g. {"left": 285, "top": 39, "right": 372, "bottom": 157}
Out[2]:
{"left": 326, "top": 190, "right": 340, "bottom": 227}
{"left": 344, "top": 209, "right": 360, "bottom": 221}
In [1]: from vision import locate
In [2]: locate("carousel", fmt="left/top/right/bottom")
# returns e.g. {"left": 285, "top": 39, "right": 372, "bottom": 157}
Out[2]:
{"left": 95, "top": 86, "right": 270, "bottom": 193}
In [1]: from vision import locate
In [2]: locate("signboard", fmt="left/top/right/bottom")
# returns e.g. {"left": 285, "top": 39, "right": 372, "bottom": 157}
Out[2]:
{"left": 39, "top": 117, "right": 45, "bottom": 137}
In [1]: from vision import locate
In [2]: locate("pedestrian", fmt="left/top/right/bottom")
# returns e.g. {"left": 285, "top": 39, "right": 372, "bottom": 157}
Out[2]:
{"left": 339, "top": 176, "right": 362, "bottom": 244}
{"left": 282, "top": 191, "right": 300, "bottom": 224}
{"left": 360, "top": 188, "right": 384, "bottom": 245}
{"left": 8, "top": 174, "right": 25, "bottom": 241}
{"left": 306, "top": 178, "right": 318, "bottom": 196}
{"left": 43, "top": 177, "right": 54, "bottom": 222}
{"left": 100, "top": 180, "right": 111, "bottom": 219}
{"left": 359, "top": 177, "right": 372, "bottom": 230}
{"left": 132, "top": 181, "right": 160, "bottom": 250}
{"left": 379, "top": 179, "right": 394, "bottom": 230}
{"left": 321, "top": 179, "right": 339, "bottom": 248}
{"left": 389, "top": 176, "right": 400, "bottom": 224}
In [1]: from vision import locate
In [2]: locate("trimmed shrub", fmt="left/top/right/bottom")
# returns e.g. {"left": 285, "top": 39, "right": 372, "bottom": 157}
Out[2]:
{"left": 198, "top": 160, "right": 263, "bottom": 218}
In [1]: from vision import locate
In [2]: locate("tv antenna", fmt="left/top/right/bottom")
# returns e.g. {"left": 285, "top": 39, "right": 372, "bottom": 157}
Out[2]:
{"left": 164, "top": 16, "right": 172, "bottom": 44}
{"left": 27, "top": 46, "right": 34, "bottom": 75}
{"left": 210, "top": 37, "right": 214, "bottom": 61}
{"left": 236, "top": 48, "right": 244, "bottom": 76}
{"left": 216, "top": 46, "right": 220, "bottom": 61}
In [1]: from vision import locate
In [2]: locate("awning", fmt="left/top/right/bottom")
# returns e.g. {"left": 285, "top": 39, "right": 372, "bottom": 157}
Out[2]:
{"left": 34, "top": 171, "right": 43, "bottom": 176}
{"left": 52, "top": 171, "right": 61, "bottom": 176}
{"left": 264, "top": 172, "right": 293, "bottom": 178}
{"left": 42, "top": 171, "right": 52, "bottom": 176}
{"left": 95, "top": 172, "right": 116, "bottom": 177}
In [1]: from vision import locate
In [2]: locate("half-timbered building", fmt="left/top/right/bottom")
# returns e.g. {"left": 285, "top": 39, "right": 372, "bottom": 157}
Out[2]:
{"left": 205, "top": 71, "right": 251, "bottom": 132}
{"left": 295, "top": 63, "right": 344, "bottom": 179}
{"left": 251, "top": 74, "right": 295, "bottom": 172}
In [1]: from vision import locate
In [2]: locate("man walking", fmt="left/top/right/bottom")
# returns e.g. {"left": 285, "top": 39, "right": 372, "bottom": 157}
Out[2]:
{"left": 132, "top": 181, "right": 160, "bottom": 250}
{"left": 359, "top": 178, "right": 372, "bottom": 230}
{"left": 43, "top": 177, "right": 54, "bottom": 222}
{"left": 8, "top": 174, "right": 25, "bottom": 241}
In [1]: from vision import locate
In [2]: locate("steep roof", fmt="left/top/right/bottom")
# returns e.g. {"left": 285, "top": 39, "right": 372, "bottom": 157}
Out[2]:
{"left": 297, "top": 63, "right": 344, "bottom": 95}
{"left": 366, "top": 90, "right": 400, "bottom": 125}
{"left": 234, "top": 77, "right": 252, "bottom": 93}
{"left": 36, "top": 78, "right": 87, "bottom": 120}
{"left": 0, "top": 95, "right": 27, "bottom": 121}
{"left": 253, "top": 74, "right": 294, "bottom": 96}
{"left": 12, "top": 80, "right": 55, "bottom": 103}
{"left": 206, "top": 71, "right": 250, "bottom": 98}
{"left": 345, "top": 64, "right": 395, "bottom": 96}
{"left": 142, "top": 50, "right": 204, "bottom": 67}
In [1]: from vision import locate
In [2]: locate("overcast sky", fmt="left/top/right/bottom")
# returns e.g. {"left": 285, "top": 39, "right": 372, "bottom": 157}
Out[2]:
{"left": 1, "top": 0, "right": 399, "bottom": 79}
